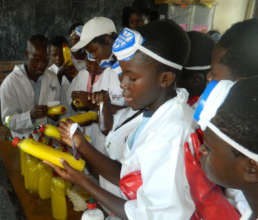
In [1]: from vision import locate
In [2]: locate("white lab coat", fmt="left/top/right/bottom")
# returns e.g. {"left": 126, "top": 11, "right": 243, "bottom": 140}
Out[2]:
{"left": 66, "top": 69, "right": 89, "bottom": 106}
{"left": 99, "top": 108, "right": 142, "bottom": 199}
{"left": 48, "top": 64, "right": 90, "bottom": 117}
{"left": 225, "top": 189, "right": 252, "bottom": 220}
{"left": 71, "top": 54, "right": 86, "bottom": 72}
{"left": 1, "top": 64, "right": 61, "bottom": 138}
{"left": 86, "top": 67, "right": 124, "bottom": 155}
{"left": 48, "top": 64, "right": 70, "bottom": 107}
{"left": 121, "top": 88, "right": 195, "bottom": 220}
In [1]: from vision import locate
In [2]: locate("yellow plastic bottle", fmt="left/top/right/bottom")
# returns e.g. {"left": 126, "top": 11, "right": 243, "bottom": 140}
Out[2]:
{"left": 51, "top": 175, "right": 67, "bottom": 220}
{"left": 25, "top": 155, "right": 39, "bottom": 193}
{"left": 63, "top": 43, "right": 73, "bottom": 66}
{"left": 38, "top": 124, "right": 91, "bottom": 143}
{"left": 20, "top": 149, "right": 26, "bottom": 176}
{"left": 60, "top": 111, "right": 98, "bottom": 124}
{"left": 38, "top": 162, "right": 53, "bottom": 199}
{"left": 38, "top": 124, "right": 61, "bottom": 140}
{"left": 24, "top": 153, "right": 30, "bottom": 189}
{"left": 10, "top": 137, "right": 85, "bottom": 171}
{"left": 48, "top": 105, "right": 67, "bottom": 116}
{"left": 73, "top": 99, "right": 85, "bottom": 108}
{"left": 20, "top": 134, "right": 34, "bottom": 176}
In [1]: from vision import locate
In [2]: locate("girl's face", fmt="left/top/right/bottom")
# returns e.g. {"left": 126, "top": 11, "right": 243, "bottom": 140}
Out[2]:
{"left": 129, "top": 13, "right": 144, "bottom": 30}
{"left": 207, "top": 47, "right": 233, "bottom": 82}
{"left": 49, "top": 45, "right": 64, "bottom": 67}
{"left": 119, "top": 53, "right": 167, "bottom": 111}
{"left": 86, "top": 40, "right": 112, "bottom": 65}
{"left": 200, "top": 127, "right": 246, "bottom": 189}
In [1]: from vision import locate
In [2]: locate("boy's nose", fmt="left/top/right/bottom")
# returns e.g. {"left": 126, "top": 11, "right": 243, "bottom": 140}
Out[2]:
{"left": 120, "top": 76, "right": 129, "bottom": 90}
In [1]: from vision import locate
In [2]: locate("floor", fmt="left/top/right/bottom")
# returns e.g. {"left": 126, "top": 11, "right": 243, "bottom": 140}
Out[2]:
{"left": 0, "top": 154, "right": 26, "bottom": 220}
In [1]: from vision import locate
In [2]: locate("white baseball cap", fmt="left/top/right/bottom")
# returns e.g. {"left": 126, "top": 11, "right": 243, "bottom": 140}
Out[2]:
{"left": 71, "top": 17, "right": 117, "bottom": 52}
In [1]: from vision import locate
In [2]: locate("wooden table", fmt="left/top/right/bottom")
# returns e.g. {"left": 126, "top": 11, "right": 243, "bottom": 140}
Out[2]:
{"left": 0, "top": 141, "right": 82, "bottom": 220}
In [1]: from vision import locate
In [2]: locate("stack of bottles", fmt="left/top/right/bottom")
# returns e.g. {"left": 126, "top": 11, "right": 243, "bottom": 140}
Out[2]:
{"left": 10, "top": 110, "right": 98, "bottom": 219}
{"left": 9, "top": 130, "right": 87, "bottom": 219}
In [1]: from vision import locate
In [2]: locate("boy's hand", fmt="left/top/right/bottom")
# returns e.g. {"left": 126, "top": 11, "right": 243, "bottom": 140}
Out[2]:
{"left": 44, "top": 159, "right": 85, "bottom": 185}
{"left": 30, "top": 105, "right": 48, "bottom": 119}
{"left": 58, "top": 119, "right": 86, "bottom": 149}
{"left": 89, "top": 90, "right": 109, "bottom": 105}
{"left": 72, "top": 91, "right": 92, "bottom": 108}
{"left": 57, "top": 62, "right": 78, "bottom": 82}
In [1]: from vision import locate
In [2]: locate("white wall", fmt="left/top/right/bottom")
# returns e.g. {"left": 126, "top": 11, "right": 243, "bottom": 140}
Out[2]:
{"left": 213, "top": 0, "right": 249, "bottom": 33}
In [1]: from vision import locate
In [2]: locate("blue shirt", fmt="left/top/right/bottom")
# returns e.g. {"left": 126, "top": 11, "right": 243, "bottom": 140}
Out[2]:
{"left": 128, "top": 111, "right": 154, "bottom": 149}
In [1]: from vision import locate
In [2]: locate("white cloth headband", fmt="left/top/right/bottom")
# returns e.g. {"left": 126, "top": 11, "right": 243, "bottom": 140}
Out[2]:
{"left": 86, "top": 51, "right": 96, "bottom": 61}
{"left": 195, "top": 80, "right": 235, "bottom": 130}
{"left": 99, "top": 54, "right": 115, "bottom": 69}
{"left": 207, "top": 122, "right": 258, "bottom": 162}
{"left": 184, "top": 65, "right": 211, "bottom": 71}
{"left": 112, "top": 28, "right": 183, "bottom": 70}
{"left": 112, "top": 61, "right": 122, "bottom": 75}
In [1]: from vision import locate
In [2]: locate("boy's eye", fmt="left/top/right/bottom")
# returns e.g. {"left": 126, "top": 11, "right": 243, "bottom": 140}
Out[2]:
{"left": 129, "top": 77, "right": 137, "bottom": 82}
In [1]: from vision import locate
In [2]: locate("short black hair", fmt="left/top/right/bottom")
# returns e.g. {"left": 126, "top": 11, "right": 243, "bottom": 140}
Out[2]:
{"left": 28, "top": 34, "right": 48, "bottom": 49}
{"left": 49, "top": 36, "right": 68, "bottom": 49}
{"left": 212, "top": 76, "right": 258, "bottom": 154}
{"left": 68, "top": 22, "right": 83, "bottom": 35}
{"left": 217, "top": 18, "right": 258, "bottom": 79}
{"left": 185, "top": 31, "right": 215, "bottom": 69}
{"left": 122, "top": 7, "right": 143, "bottom": 28}
{"left": 91, "top": 32, "right": 118, "bottom": 45}
{"left": 137, "top": 20, "right": 190, "bottom": 76}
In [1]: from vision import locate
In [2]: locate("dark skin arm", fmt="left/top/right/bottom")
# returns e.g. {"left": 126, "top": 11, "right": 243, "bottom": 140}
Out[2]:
{"left": 30, "top": 105, "right": 48, "bottom": 119}
{"left": 58, "top": 120, "right": 121, "bottom": 185}
{"left": 72, "top": 90, "right": 126, "bottom": 134}
{"left": 99, "top": 99, "right": 114, "bottom": 135}
{"left": 71, "top": 91, "right": 96, "bottom": 111}
{"left": 44, "top": 159, "right": 128, "bottom": 219}
{"left": 89, "top": 91, "right": 126, "bottom": 135}
{"left": 57, "top": 63, "right": 78, "bottom": 84}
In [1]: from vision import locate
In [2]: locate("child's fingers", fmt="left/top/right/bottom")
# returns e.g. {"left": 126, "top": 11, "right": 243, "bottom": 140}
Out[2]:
{"left": 60, "top": 159, "right": 75, "bottom": 173}
{"left": 43, "top": 160, "right": 68, "bottom": 178}
{"left": 43, "top": 160, "right": 64, "bottom": 174}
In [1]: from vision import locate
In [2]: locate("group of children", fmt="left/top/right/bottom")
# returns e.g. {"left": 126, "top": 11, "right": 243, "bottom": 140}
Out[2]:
{"left": 1, "top": 12, "right": 258, "bottom": 220}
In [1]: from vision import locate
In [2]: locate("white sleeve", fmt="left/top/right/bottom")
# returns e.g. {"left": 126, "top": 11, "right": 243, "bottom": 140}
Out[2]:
{"left": 225, "top": 188, "right": 252, "bottom": 217}
{"left": 53, "top": 75, "right": 61, "bottom": 102}
{"left": 107, "top": 69, "right": 125, "bottom": 106}
{"left": 124, "top": 128, "right": 195, "bottom": 220}
{"left": 1, "top": 79, "right": 34, "bottom": 132}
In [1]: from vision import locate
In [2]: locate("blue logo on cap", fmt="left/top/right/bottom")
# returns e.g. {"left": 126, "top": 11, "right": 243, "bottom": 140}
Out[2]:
{"left": 112, "top": 29, "right": 136, "bottom": 52}
{"left": 112, "top": 61, "right": 122, "bottom": 75}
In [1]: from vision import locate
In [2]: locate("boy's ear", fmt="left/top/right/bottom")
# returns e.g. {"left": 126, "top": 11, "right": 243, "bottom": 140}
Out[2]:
{"left": 159, "top": 72, "right": 176, "bottom": 88}
{"left": 105, "top": 36, "right": 113, "bottom": 46}
{"left": 243, "top": 159, "right": 258, "bottom": 183}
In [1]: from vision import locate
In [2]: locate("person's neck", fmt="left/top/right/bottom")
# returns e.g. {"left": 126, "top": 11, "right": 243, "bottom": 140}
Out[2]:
{"left": 188, "top": 86, "right": 205, "bottom": 99}
{"left": 243, "top": 187, "right": 258, "bottom": 218}
{"left": 145, "top": 90, "right": 177, "bottom": 112}
{"left": 25, "top": 65, "right": 38, "bottom": 82}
